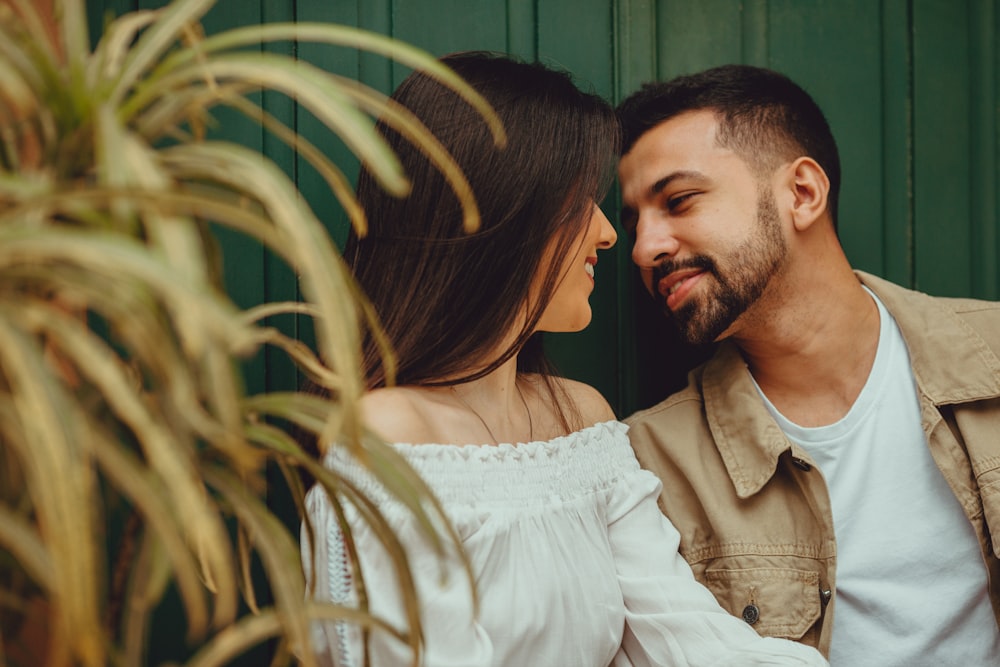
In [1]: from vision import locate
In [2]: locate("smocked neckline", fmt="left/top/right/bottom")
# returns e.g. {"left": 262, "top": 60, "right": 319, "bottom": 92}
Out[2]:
{"left": 322, "top": 420, "right": 636, "bottom": 508}
{"left": 386, "top": 419, "right": 624, "bottom": 453}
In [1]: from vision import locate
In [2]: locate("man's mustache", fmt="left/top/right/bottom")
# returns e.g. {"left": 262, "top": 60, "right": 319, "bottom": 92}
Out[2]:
{"left": 651, "top": 255, "right": 717, "bottom": 292}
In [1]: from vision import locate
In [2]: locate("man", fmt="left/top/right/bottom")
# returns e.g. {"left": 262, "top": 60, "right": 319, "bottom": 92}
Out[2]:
{"left": 618, "top": 64, "right": 1000, "bottom": 665}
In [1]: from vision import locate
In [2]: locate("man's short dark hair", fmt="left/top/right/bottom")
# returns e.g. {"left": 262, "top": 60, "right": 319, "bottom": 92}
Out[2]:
{"left": 616, "top": 64, "right": 842, "bottom": 227}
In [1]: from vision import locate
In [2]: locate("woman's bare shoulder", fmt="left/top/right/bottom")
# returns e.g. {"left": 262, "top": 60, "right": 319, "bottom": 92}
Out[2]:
{"left": 548, "top": 376, "right": 617, "bottom": 425}
{"left": 360, "top": 386, "right": 439, "bottom": 444}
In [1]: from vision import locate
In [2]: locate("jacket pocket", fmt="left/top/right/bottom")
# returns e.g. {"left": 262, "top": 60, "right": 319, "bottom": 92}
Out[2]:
{"left": 702, "top": 567, "right": 821, "bottom": 641}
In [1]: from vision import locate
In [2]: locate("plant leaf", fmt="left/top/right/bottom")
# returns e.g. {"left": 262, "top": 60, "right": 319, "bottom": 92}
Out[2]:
{"left": 0, "top": 316, "right": 103, "bottom": 667}
{"left": 125, "top": 52, "right": 411, "bottom": 198}
{"left": 0, "top": 505, "right": 53, "bottom": 589}
{"left": 159, "top": 22, "right": 506, "bottom": 149}
{"left": 108, "top": 0, "right": 215, "bottom": 107}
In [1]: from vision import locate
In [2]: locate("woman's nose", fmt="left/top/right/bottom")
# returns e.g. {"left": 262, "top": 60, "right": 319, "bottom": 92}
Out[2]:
{"left": 596, "top": 207, "right": 617, "bottom": 249}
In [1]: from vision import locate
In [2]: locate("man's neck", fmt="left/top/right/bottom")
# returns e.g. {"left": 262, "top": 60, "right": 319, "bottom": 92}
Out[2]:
{"left": 734, "top": 273, "right": 881, "bottom": 427}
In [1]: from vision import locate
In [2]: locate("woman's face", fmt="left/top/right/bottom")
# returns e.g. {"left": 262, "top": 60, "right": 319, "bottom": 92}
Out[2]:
{"left": 535, "top": 203, "right": 618, "bottom": 333}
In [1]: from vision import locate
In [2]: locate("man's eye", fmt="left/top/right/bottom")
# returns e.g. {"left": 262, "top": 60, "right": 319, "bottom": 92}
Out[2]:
{"left": 667, "top": 193, "right": 697, "bottom": 211}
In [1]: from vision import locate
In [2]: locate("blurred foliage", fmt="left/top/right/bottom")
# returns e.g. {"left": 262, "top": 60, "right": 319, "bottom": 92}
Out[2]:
{"left": 0, "top": 0, "right": 500, "bottom": 664}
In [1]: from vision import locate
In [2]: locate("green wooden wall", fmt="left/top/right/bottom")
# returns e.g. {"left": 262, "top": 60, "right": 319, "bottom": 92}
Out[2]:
{"left": 80, "top": 0, "right": 998, "bottom": 663}
{"left": 87, "top": 0, "right": 999, "bottom": 414}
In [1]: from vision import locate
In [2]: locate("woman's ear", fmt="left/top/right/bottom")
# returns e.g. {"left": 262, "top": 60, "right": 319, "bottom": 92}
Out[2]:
{"left": 785, "top": 157, "right": 830, "bottom": 232}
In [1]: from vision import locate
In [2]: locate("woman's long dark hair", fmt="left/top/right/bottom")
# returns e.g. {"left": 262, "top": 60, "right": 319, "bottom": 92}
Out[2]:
{"left": 347, "top": 51, "right": 618, "bottom": 427}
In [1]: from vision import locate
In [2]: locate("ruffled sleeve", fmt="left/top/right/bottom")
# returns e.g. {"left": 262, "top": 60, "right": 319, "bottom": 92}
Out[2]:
{"left": 302, "top": 465, "right": 492, "bottom": 667}
{"left": 607, "top": 460, "right": 829, "bottom": 666}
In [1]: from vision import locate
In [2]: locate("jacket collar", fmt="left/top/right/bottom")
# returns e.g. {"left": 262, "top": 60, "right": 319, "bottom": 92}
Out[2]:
{"left": 702, "top": 342, "right": 791, "bottom": 498}
{"left": 702, "top": 271, "right": 1000, "bottom": 498}
{"left": 858, "top": 271, "right": 1000, "bottom": 404}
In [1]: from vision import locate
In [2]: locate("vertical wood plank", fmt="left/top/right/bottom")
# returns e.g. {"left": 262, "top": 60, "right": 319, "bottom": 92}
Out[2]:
{"left": 970, "top": 0, "right": 998, "bottom": 299}
{"left": 741, "top": 0, "right": 768, "bottom": 66}
{"left": 506, "top": 0, "right": 537, "bottom": 60}
{"left": 614, "top": 0, "right": 657, "bottom": 97}
{"left": 880, "top": 0, "right": 915, "bottom": 288}
{"left": 912, "top": 0, "right": 972, "bottom": 296}
{"left": 538, "top": 0, "right": 613, "bottom": 97}
{"left": 359, "top": 0, "right": 394, "bottom": 89}
{"left": 295, "top": 0, "right": 364, "bottom": 250}
{"left": 768, "top": 0, "right": 886, "bottom": 276}
{"left": 391, "top": 0, "right": 508, "bottom": 66}
{"left": 657, "top": 0, "right": 744, "bottom": 77}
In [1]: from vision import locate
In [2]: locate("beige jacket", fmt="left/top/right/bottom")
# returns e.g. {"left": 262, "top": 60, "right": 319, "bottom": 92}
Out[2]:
{"left": 626, "top": 271, "right": 1000, "bottom": 657}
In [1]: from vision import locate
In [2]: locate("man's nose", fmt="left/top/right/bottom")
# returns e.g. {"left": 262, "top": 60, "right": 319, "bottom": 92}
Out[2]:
{"left": 631, "top": 217, "right": 680, "bottom": 268}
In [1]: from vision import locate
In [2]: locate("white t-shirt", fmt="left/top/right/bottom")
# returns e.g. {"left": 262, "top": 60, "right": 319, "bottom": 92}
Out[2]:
{"left": 303, "top": 421, "right": 827, "bottom": 667}
{"left": 755, "top": 290, "right": 1000, "bottom": 666}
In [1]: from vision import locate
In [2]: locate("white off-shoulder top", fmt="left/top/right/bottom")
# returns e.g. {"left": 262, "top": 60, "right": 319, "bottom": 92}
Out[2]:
{"left": 302, "top": 421, "right": 827, "bottom": 667}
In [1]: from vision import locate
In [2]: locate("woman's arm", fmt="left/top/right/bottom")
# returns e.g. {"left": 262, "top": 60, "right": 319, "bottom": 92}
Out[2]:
{"left": 608, "top": 461, "right": 828, "bottom": 666}
{"left": 302, "top": 477, "right": 491, "bottom": 667}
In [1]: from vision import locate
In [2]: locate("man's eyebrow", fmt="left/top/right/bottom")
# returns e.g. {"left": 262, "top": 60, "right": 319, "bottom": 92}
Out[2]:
{"left": 649, "top": 170, "right": 707, "bottom": 197}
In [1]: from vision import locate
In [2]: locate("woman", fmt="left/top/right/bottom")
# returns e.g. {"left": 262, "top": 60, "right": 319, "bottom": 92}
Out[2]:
{"left": 303, "top": 52, "right": 827, "bottom": 667}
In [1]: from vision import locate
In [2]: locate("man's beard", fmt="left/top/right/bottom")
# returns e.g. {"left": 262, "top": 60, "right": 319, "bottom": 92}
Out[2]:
{"left": 653, "top": 188, "right": 787, "bottom": 345}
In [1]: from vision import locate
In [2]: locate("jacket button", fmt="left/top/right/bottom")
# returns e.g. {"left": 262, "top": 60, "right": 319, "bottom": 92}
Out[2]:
{"left": 742, "top": 604, "right": 760, "bottom": 625}
{"left": 820, "top": 589, "right": 832, "bottom": 605}
{"left": 791, "top": 457, "right": 812, "bottom": 471}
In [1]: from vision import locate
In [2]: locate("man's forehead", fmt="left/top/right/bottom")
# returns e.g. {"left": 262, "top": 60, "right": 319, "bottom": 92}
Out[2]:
{"left": 619, "top": 118, "right": 734, "bottom": 194}
{"left": 626, "top": 110, "right": 723, "bottom": 160}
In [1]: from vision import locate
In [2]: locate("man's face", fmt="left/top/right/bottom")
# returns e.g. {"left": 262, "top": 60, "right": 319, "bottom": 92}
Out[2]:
{"left": 618, "top": 110, "right": 788, "bottom": 344}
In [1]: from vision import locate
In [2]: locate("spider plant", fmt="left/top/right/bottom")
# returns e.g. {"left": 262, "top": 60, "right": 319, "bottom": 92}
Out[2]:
{"left": 0, "top": 0, "right": 503, "bottom": 665}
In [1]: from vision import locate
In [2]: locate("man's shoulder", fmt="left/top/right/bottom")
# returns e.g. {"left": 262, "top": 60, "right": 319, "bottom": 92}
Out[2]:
{"left": 929, "top": 292, "right": 1000, "bottom": 322}
{"left": 860, "top": 271, "right": 1000, "bottom": 350}
{"left": 624, "top": 369, "right": 714, "bottom": 456}
{"left": 626, "top": 381, "right": 704, "bottom": 424}
{"left": 858, "top": 270, "right": 1000, "bottom": 312}
{"left": 931, "top": 294, "right": 1000, "bottom": 344}
{"left": 890, "top": 282, "right": 1000, "bottom": 319}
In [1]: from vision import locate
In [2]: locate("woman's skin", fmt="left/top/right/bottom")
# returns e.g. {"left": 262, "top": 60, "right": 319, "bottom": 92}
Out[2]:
{"left": 360, "top": 203, "right": 619, "bottom": 447}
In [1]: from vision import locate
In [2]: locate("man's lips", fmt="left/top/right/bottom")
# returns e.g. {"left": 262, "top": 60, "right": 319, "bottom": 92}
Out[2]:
{"left": 656, "top": 268, "right": 705, "bottom": 310}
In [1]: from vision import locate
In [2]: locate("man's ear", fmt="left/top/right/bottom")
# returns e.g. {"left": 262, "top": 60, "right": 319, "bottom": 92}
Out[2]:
{"left": 785, "top": 157, "right": 830, "bottom": 232}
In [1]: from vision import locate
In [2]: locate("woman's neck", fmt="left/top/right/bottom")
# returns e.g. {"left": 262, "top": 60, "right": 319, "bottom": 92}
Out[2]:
{"left": 444, "top": 358, "right": 533, "bottom": 444}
